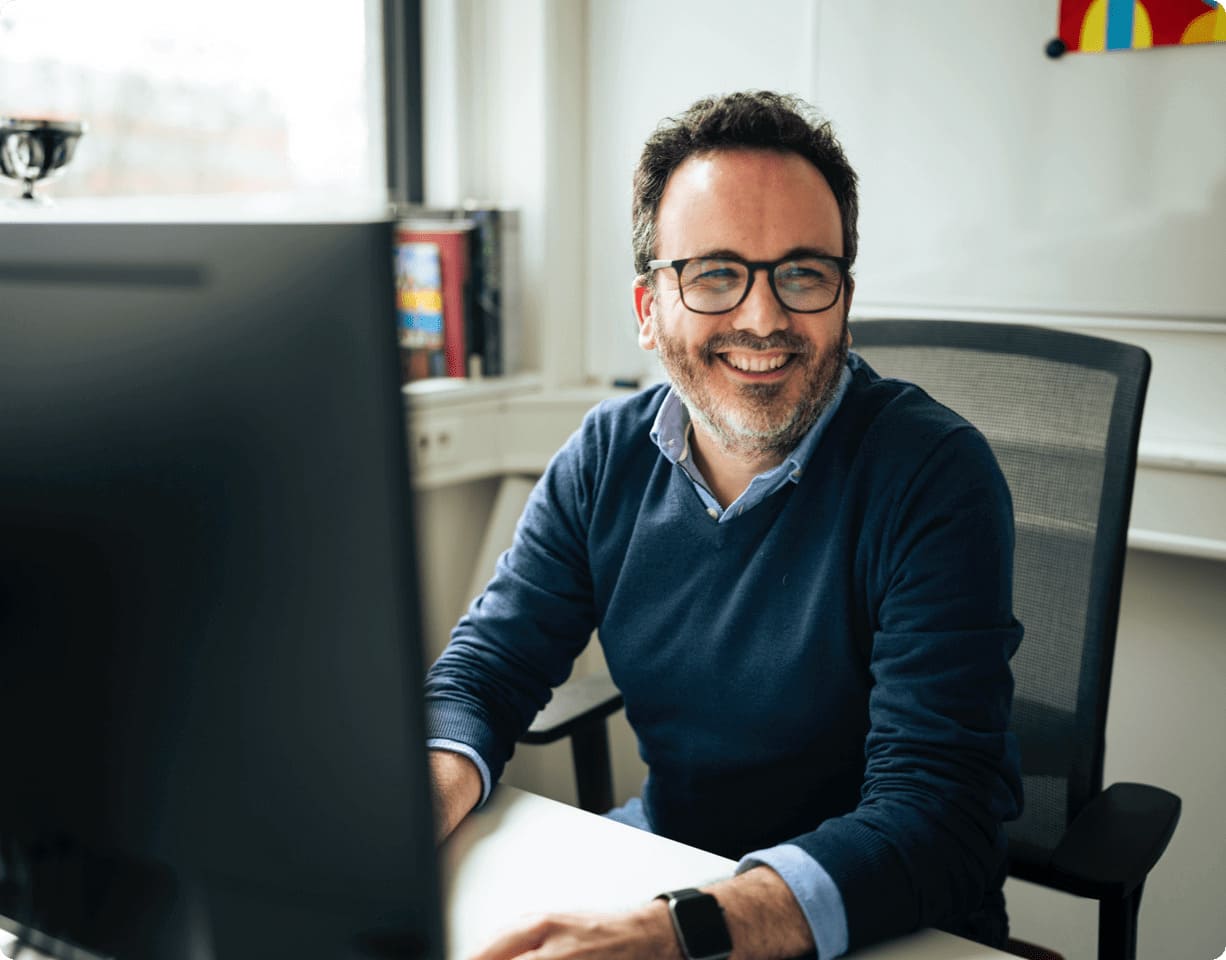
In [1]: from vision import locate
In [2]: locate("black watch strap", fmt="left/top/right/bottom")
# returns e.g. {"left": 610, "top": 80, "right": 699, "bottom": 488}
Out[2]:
{"left": 654, "top": 887, "right": 733, "bottom": 960}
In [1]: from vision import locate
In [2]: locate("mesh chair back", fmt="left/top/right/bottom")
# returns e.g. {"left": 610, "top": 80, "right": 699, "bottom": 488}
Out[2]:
{"left": 848, "top": 320, "right": 1150, "bottom": 875}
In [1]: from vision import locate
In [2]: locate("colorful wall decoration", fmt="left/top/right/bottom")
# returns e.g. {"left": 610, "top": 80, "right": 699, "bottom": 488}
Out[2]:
{"left": 1051, "top": 0, "right": 1226, "bottom": 55}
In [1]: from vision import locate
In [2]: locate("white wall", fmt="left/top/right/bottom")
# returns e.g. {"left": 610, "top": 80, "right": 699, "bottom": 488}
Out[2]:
{"left": 815, "top": 2, "right": 1226, "bottom": 323}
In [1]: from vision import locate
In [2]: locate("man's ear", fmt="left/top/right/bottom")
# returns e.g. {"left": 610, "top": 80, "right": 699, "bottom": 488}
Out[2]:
{"left": 634, "top": 278, "right": 658, "bottom": 351}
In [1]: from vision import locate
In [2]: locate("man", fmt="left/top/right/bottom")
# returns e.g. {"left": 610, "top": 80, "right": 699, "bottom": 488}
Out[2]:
{"left": 426, "top": 91, "right": 1023, "bottom": 960}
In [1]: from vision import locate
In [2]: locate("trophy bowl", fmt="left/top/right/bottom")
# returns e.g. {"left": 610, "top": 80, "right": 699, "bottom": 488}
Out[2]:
{"left": 0, "top": 117, "right": 86, "bottom": 200}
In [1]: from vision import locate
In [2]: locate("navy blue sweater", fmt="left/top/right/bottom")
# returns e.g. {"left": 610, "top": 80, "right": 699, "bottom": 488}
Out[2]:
{"left": 425, "top": 354, "right": 1023, "bottom": 952}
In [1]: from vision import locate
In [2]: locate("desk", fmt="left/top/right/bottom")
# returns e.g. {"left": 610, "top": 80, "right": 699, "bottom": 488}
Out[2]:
{"left": 1, "top": 787, "right": 1017, "bottom": 960}
{"left": 441, "top": 786, "right": 1016, "bottom": 960}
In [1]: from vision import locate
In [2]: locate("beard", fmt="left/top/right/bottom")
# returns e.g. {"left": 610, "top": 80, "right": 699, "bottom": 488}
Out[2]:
{"left": 656, "top": 318, "right": 849, "bottom": 462}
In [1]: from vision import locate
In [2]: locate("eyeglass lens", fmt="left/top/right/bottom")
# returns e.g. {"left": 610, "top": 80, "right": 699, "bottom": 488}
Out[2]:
{"left": 678, "top": 257, "right": 842, "bottom": 313}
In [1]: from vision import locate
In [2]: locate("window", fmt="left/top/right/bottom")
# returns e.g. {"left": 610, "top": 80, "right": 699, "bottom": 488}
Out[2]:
{"left": 0, "top": 0, "right": 387, "bottom": 200}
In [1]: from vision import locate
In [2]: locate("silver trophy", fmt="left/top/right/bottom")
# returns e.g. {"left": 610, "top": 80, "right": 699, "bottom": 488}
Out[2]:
{"left": 0, "top": 117, "right": 85, "bottom": 200}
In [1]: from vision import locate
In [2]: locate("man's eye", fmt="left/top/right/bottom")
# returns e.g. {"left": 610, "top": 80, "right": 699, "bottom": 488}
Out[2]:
{"left": 778, "top": 262, "right": 833, "bottom": 288}
{"left": 685, "top": 261, "right": 742, "bottom": 288}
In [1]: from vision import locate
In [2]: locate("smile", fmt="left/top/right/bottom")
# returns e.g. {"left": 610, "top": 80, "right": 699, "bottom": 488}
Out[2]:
{"left": 718, "top": 351, "right": 793, "bottom": 373}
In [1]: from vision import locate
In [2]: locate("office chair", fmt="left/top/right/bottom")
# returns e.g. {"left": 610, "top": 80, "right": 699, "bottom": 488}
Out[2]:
{"left": 519, "top": 319, "right": 1180, "bottom": 960}
{"left": 848, "top": 319, "right": 1179, "bottom": 960}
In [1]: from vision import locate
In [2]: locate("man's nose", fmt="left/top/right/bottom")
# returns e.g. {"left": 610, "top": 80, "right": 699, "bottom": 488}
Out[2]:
{"left": 730, "top": 268, "right": 790, "bottom": 337}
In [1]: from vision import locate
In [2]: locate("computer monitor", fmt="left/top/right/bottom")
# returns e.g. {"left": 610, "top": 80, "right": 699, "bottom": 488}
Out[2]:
{"left": 0, "top": 204, "right": 443, "bottom": 959}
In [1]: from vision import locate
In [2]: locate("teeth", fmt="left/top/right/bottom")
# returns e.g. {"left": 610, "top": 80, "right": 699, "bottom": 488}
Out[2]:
{"left": 723, "top": 352, "right": 788, "bottom": 373}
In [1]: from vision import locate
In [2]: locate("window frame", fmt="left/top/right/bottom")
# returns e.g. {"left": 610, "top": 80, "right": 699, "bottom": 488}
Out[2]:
{"left": 383, "top": 0, "right": 424, "bottom": 206}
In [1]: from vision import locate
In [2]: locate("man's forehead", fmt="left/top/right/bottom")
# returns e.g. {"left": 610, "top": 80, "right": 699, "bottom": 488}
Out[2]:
{"left": 655, "top": 148, "right": 843, "bottom": 256}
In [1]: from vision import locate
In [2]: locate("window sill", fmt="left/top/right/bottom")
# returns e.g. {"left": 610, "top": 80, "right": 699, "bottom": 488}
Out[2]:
{"left": 403, "top": 377, "right": 627, "bottom": 490}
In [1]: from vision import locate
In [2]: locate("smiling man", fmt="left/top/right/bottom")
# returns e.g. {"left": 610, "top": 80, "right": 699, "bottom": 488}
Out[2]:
{"left": 425, "top": 91, "right": 1023, "bottom": 960}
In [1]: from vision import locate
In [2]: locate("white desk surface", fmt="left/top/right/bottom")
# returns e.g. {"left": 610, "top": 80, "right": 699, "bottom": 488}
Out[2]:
{"left": 0, "top": 786, "right": 1014, "bottom": 960}
{"left": 441, "top": 785, "right": 1015, "bottom": 960}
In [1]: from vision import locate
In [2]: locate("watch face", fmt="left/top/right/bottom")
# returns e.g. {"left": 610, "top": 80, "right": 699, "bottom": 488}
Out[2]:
{"left": 672, "top": 893, "right": 732, "bottom": 959}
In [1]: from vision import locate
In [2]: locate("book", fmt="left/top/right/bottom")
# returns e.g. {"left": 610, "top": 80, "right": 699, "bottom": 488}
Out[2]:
{"left": 393, "top": 203, "right": 522, "bottom": 378}
{"left": 394, "top": 239, "right": 446, "bottom": 382}
{"left": 395, "top": 220, "right": 476, "bottom": 379}
{"left": 462, "top": 205, "right": 522, "bottom": 378}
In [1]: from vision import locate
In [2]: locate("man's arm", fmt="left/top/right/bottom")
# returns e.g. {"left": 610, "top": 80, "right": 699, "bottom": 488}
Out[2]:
{"left": 467, "top": 866, "right": 812, "bottom": 960}
{"left": 424, "top": 420, "right": 600, "bottom": 797}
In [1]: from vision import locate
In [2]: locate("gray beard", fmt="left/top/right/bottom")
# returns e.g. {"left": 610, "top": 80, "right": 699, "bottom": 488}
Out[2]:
{"left": 658, "top": 323, "right": 848, "bottom": 462}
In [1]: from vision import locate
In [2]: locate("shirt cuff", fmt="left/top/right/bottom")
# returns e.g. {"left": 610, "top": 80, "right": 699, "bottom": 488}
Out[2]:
{"left": 736, "top": 843, "right": 848, "bottom": 960}
{"left": 426, "top": 738, "right": 493, "bottom": 806}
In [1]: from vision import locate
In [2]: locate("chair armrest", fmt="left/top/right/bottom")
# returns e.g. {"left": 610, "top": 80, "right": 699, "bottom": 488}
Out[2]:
{"left": 1046, "top": 782, "right": 1181, "bottom": 900}
{"left": 519, "top": 672, "right": 624, "bottom": 745}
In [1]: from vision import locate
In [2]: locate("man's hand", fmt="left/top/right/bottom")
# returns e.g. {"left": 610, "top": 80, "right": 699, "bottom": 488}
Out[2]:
{"left": 467, "top": 901, "right": 681, "bottom": 960}
{"left": 464, "top": 865, "right": 814, "bottom": 960}
{"left": 429, "top": 749, "right": 483, "bottom": 843}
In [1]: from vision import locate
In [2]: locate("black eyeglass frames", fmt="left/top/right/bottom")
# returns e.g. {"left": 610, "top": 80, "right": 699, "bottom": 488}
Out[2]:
{"left": 646, "top": 253, "right": 849, "bottom": 315}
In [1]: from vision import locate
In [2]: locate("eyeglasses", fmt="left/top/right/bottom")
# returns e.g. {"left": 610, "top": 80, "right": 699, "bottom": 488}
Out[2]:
{"left": 647, "top": 253, "right": 849, "bottom": 315}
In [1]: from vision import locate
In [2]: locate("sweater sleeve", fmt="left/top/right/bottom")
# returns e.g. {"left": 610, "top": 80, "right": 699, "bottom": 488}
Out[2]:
{"left": 783, "top": 422, "right": 1024, "bottom": 954}
{"left": 422, "top": 415, "right": 600, "bottom": 785}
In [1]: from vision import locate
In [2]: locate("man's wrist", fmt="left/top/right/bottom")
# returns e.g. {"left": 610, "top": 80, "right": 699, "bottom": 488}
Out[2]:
{"left": 427, "top": 748, "right": 482, "bottom": 843}
{"left": 634, "top": 898, "right": 686, "bottom": 960}
{"left": 654, "top": 888, "right": 733, "bottom": 960}
{"left": 704, "top": 866, "right": 818, "bottom": 960}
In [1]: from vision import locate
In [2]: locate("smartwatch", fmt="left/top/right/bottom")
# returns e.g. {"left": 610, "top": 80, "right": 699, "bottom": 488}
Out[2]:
{"left": 654, "top": 887, "right": 733, "bottom": 960}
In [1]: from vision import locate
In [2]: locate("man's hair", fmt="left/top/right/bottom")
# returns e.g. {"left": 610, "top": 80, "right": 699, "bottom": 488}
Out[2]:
{"left": 631, "top": 90, "right": 859, "bottom": 279}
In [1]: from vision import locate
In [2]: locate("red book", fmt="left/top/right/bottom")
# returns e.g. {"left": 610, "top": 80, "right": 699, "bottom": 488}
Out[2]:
{"left": 395, "top": 221, "right": 474, "bottom": 378}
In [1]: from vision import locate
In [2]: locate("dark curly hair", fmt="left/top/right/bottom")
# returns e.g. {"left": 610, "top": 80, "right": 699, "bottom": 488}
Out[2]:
{"left": 631, "top": 91, "right": 859, "bottom": 280}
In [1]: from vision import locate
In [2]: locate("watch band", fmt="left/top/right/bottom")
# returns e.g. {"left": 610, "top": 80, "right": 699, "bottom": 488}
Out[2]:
{"left": 654, "top": 887, "right": 733, "bottom": 960}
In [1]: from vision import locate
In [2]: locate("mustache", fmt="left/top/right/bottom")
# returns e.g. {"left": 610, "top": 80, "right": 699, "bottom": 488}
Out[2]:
{"left": 697, "top": 330, "right": 812, "bottom": 364}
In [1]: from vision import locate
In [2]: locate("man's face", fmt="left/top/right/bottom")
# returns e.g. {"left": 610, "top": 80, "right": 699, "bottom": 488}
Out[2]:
{"left": 634, "top": 148, "right": 853, "bottom": 461}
